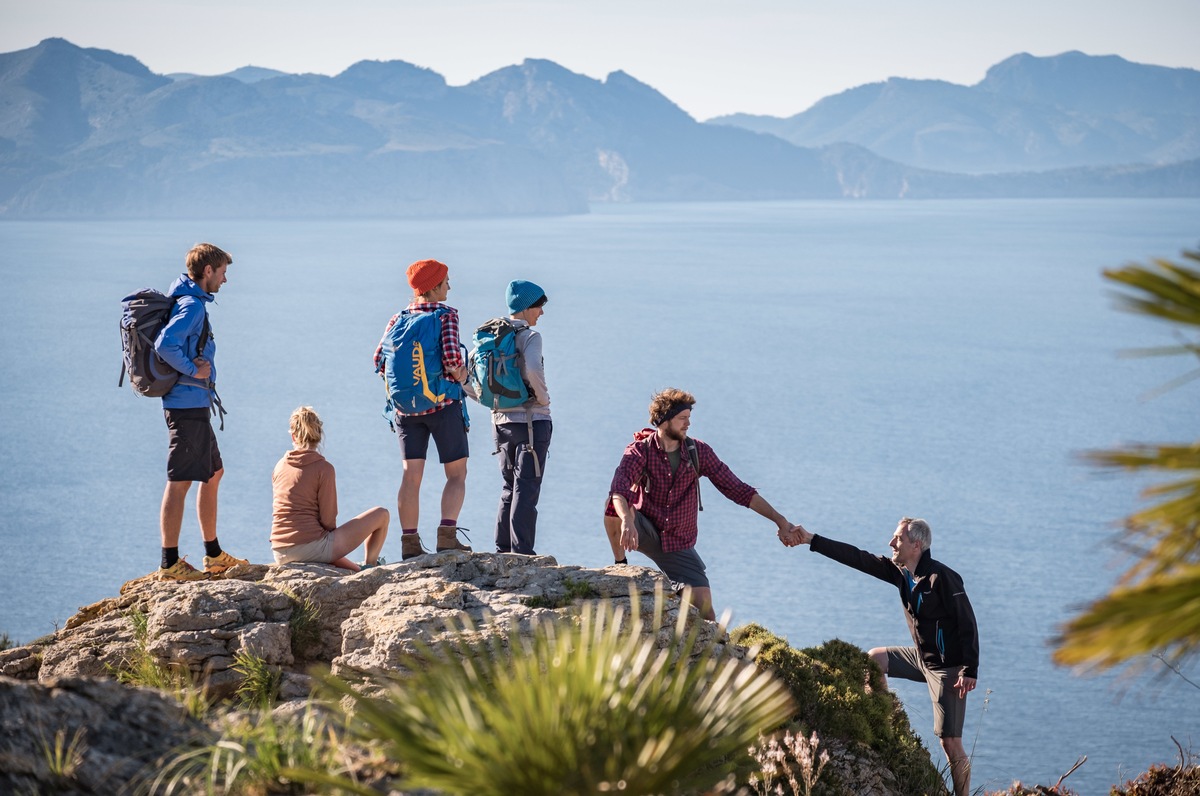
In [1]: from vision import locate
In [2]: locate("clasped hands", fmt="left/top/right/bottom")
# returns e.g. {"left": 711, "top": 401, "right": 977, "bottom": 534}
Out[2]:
{"left": 777, "top": 523, "right": 812, "bottom": 548}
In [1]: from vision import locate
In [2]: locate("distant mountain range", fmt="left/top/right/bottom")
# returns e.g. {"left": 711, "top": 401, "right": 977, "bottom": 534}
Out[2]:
{"left": 710, "top": 51, "right": 1200, "bottom": 175}
{"left": 1, "top": 39, "right": 1197, "bottom": 218}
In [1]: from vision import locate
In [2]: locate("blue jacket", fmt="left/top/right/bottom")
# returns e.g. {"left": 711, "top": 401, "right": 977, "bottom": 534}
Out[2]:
{"left": 154, "top": 274, "right": 216, "bottom": 409}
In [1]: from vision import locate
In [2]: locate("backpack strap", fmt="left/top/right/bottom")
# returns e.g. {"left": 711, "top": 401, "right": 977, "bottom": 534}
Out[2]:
{"left": 686, "top": 437, "right": 703, "bottom": 512}
{"left": 524, "top": 415, "right": 541, "bottom": 478}
{"left": 195, "top": 305, "right": 225, "bottom": 431}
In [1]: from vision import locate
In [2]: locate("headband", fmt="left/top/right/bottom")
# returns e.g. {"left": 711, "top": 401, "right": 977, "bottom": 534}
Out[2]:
{"left": 653, "top": 402, "right": 693, "bottom": 427}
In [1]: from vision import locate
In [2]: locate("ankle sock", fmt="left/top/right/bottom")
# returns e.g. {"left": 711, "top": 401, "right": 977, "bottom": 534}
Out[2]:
{"left": 402, "top": 528, "right": 418, "bottom": 535}
{"left": 440, "top": 518, "right": 456, "bottom": 528}
{"left": 204, "top": 539, "right": 222, "bottom": 558}
{"left": 162, "top": 547, "right": 179, "bottom": 569}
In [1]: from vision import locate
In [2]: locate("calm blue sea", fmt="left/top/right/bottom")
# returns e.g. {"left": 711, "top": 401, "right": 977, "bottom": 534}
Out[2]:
{"left": 1, "top": 199, "right": 1198, "bottom": 793}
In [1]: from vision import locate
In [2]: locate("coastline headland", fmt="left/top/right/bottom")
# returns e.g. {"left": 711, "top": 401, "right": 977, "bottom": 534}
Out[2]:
{"left": 1, "top": 552, "right": 939, "bottom": 794}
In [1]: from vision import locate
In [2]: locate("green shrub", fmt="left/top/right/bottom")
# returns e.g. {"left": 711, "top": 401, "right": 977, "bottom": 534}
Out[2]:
{"left": 153, "top": 705, "right": 353, "bottom": 796}
{"left": 232, "top": 650, "right": 281, "bottom": 709}
{"left": 284, "top": 591, "right": 323, "bottom": 660}
{"left": 731, "top": 624, "right": 944, "bottom": 795}
{"left": 294, "top": 589, "right": 794, "bottom": 796}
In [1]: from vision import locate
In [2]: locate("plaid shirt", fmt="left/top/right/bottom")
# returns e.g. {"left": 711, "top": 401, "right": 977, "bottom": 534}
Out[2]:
{"left": 374, "top": 301, "right": 465, "bottom": 416}
{"left": 607, "top": 429, "right": 757, "bottom": 552}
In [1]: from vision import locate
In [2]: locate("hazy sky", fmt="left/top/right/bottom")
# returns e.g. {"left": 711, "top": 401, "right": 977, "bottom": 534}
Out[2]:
{"left": 2, "top": 0, "right": 1197, "bottom": 119}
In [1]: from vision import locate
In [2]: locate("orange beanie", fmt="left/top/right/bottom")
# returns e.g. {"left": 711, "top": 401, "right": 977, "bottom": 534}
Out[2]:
{"left": 406, "top": 259, "right": 448, "bottom": 295}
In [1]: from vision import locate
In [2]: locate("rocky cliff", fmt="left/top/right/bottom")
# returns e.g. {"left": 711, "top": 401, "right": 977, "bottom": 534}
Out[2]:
{"left": 0, "top": 552, "right": 936, "bottom": 795}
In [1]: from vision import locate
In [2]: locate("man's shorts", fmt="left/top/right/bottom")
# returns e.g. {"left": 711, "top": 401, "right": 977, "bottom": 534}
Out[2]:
{"left": 164, "top": 407, "right": 222, "bottom": 483}
{"left": 396, "top": 401, "right": 469, "bottom": 463}
{"left": 883, "top": 646, "right": 967, "bottom": 738}
{"left": 272, "top": 533, "right": 335, "bottom": 565}
{"left": 633, "top": 511, "right": 709, "bottom": 589}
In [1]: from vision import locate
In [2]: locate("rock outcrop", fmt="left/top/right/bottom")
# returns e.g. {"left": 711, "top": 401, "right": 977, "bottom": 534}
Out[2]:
{"left": 0, "top": 677, "right": 215, "bottom": 795}
{"left": 0, "top": 552, "right": 922, "bottom": 795}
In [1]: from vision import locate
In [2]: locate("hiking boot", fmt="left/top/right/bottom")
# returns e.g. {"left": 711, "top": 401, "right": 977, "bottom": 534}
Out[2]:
{"left": 204, "top": 550, "right": 249, "bottom": 575}
{"left": 158, "top": 557, "right": 208, "bottom": 582}
{"left": 436, "top": 525, "right": 472, "bottom": 554}
{"left": 401, "top": 534, "right": 426, "bottom": 561}
{"left": 360, "top": 555, "right": 387, "bottom": 569}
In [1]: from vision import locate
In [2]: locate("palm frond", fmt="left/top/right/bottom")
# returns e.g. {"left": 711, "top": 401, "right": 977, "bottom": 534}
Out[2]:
{"left": 1056, "top": 246, "right": 1200, "bottom": 671}
{"left": 1053, "top": 564, "right": 1200, "bottom": 669}
{"left": 1103, "top": 258, "right": 1200, "bottom": 328}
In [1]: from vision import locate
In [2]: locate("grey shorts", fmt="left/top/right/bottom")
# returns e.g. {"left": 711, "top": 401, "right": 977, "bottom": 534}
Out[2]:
{"left": 883, "top": 646, "right": 967, "bottom": 738}
{"left": 633, "top": 512, "right": 709, "bottom": 589}
{"left": 272, "top": 534, "right": 335, "bottom": 565}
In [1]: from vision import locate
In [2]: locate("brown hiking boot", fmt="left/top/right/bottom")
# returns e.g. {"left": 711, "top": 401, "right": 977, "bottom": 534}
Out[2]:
{"left": 436, "top": 525, "right": 472, "bottom": 553}
{"left": 401, "top": 533, "right": 426, "bottom": 560}
{"left": 204, "top": 550, "right": 249, "bottom": 575}
{"left": 158, "top": 557, "right": 208, "bottom": 583}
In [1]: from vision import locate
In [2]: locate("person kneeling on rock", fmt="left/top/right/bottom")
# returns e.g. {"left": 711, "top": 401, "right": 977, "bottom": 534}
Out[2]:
{"left": 270, "top": 406, "right": 389, "bottom": 571}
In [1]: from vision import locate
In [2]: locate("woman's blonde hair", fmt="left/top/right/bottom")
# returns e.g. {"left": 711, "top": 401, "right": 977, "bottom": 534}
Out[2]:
{"left": 289, "top": 406, "right": 324, "bottom": 449}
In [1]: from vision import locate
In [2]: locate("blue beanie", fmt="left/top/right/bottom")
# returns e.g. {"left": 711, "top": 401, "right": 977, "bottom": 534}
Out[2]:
{"left": 506, "top": 279, "right": 547, "bottom": 314}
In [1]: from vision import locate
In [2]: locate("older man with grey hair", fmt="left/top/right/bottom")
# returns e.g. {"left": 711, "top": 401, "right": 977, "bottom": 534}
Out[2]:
{"left": 788, "top": 517, "right": 979, "bottom": 796}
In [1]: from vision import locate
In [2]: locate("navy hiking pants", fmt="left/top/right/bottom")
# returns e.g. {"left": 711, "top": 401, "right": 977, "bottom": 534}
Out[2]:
{"left": 493, "top": 419, "right": 552, "bottom": 554}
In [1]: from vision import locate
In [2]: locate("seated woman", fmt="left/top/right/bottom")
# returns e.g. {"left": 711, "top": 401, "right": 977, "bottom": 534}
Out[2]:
{"left": 271, "top": 406, "right": 389, "bottom": 571}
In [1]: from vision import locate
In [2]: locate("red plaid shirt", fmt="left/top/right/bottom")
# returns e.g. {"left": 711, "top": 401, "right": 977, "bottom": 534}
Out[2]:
{"left": 374, "top": 301, "right": 465, "bottom": 416}
{"left": 607, "top": 429, "right": 757, "bottom": 552}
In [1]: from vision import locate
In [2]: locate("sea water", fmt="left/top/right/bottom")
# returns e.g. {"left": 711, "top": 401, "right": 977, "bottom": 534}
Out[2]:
{"left": 1, "top": 199, "right": 1198, "bottom": 792}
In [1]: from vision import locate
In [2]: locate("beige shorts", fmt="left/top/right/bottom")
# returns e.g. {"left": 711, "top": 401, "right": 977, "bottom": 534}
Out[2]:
{"left": 273, "top": 533, "right": 335, "bottom": 565}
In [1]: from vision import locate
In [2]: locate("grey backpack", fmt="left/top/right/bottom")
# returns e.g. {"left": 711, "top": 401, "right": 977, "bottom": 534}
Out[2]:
{"left": 118, "top": 288, "right": 208, "bottom": 398}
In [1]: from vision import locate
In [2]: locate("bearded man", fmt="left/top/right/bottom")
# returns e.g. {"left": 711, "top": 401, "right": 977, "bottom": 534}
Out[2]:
{"left": 603, "top": 388, "right": 800, "bottom": 620}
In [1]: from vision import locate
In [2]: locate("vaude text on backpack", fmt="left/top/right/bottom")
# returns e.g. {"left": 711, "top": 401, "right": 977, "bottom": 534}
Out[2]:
{"left": 118, "top": 288, "right": 209, "bottom": 398}
{"left": 467, "top": 318, "right": 530, "bottom": 410}
{"left": 376, "top": 307, "right": 462, "bottom": 418}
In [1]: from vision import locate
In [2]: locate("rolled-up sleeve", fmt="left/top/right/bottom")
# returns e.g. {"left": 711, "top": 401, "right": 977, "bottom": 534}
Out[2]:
{"left": 440, "top": 308, "right": 464, "bottom": 372}
{"left": 608, "top": 442, "right": 648, "bottom": 507}
{"left": 697, "top": 441, "right": 756, "bottom": 507}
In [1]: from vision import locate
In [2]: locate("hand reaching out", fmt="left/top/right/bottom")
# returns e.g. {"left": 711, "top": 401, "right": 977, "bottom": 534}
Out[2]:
{"left": 777, "top": 523, "right": 810, "bottom": 547}
{"left": 790, "top": 524, "right": 813, "bottom": 546}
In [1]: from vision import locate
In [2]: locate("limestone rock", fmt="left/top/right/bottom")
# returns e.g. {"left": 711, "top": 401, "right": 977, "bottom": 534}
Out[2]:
{"left": 0, "top": 675, "right": 215, "bottom": 795}
{"left": 0, "top": 553, "right": 926, "bottom": 795}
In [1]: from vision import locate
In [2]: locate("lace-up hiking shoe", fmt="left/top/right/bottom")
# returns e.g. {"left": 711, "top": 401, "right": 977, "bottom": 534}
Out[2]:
{"left": 360, "top": 556, "right": 387, "bottom": 569}
{"left": 158, "top": 557, "right": 208, "bottom": 582}
{"left": 436, "top": 525, "right": 472, "bottom": 553}
{"left": 203, "top": 550, "right": 249, "bottom": 575}
{"left": 401, "top": 534, "right": 425, "bottom": 561}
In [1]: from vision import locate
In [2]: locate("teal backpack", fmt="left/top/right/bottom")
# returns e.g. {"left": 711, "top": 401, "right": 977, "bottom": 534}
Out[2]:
{"left": 468, "top": 318, "right": 530, "bottom": 410}
{"left": 376, "top": 308, "right": 462, "bottom": 419}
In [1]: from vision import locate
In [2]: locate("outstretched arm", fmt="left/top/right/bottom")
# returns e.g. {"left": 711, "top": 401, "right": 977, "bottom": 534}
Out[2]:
{"left": 795, "top": 530, "right": 904, "bottom": 586}
{"left": 747, "top": 494, "right": 803, "bottom": 546}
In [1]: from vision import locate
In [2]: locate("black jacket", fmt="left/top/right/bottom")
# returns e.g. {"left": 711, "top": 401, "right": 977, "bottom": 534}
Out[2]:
{"left": 810, "top": 535, "right": 980, "bottom": 679}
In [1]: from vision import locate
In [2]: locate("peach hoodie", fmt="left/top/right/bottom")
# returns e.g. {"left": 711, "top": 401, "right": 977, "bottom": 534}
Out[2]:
{"left": 270, "top": 449, "right": 337, "bottom": 548}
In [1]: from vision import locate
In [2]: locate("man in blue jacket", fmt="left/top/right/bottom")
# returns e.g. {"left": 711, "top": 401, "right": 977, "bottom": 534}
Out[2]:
{"left": 152, "top": 243, "right": 247, "bottom": 581}
{"left": 788, "top": 517, "right": 979, "bottom": 796}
